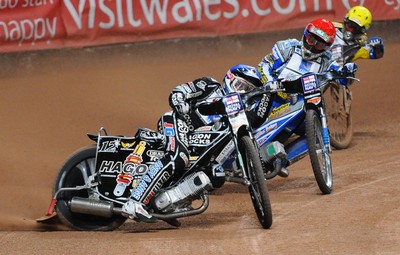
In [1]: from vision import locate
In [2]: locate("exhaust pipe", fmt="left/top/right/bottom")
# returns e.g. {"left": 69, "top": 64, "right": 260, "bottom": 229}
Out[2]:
{"left": 69, "top": 195, "right": 209, "bottom": 220}
{"left": 69, "top": 197, "right": 122, "bottom": 218}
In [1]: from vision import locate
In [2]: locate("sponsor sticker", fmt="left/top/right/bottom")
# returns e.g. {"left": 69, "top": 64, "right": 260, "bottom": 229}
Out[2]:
{"left": 189, "top": 133, "right": 212, "bottom": 145}
{"left": 164, "top": 123, "right": 175, "bottom": 136}
{"left": 301, "top": 73, "right": 318, "bottom": 93}
{"left": 224, "top": 94, "right": 243, "bottom": 115}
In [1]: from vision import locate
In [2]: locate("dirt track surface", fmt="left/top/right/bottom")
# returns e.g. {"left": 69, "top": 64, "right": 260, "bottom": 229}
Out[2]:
{"left": 1, "top": 21, "right": 400, "bottom": 254}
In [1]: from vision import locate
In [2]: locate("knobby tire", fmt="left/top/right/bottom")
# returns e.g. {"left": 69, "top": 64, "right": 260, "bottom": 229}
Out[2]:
{"left": 306, "top": 110, "right": 333, "bottom": 194}
{"left": 239, "top": 135, "right": 273, "bottom": 229}
{"left": 324, "top": 83, "right": 353, "bottom": 149}
{"left": 54, "top": 145, "right": 127, "bottom": 231}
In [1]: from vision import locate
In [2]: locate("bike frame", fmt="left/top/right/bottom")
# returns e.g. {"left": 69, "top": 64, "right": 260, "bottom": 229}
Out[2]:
{"left": 253, "top": 73, "right": 331, "bottom": 166}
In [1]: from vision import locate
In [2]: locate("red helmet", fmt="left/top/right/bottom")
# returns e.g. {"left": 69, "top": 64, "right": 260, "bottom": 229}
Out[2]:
{"left": 302, "top": 18, "right": 336, "bottom": 60}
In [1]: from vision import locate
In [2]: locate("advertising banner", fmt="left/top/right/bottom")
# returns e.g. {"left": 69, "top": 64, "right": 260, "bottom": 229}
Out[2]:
{"left": 0, "top": 0, "right": 399, "bottom": 53}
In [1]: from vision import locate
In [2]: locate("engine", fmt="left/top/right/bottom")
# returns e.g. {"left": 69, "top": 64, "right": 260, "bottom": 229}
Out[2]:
{"left": 153, "top": 171, "right": 212, "bottom": 212}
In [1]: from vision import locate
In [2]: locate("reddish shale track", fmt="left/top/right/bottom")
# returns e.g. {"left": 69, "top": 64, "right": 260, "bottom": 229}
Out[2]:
{"left": 1, "top": 22, "right": 399, "bottom": 254}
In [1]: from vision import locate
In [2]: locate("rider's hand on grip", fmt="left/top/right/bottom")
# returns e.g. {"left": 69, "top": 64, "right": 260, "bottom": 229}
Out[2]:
{"left": 368, "top": 37, "right": 384, "bottom": 59}
{"left": 336, "top": 63, "right": 358, "bottom": 86}
{"left": 343, "top": 63, "right": 358, "bottom": 75}
{"left": 266, "top": 81, "right": 281, "bottom": 91}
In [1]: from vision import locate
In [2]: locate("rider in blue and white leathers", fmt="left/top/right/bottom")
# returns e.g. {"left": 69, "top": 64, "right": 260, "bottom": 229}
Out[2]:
{"left": 251, "top": 18, "right": 357, "bottom": 129}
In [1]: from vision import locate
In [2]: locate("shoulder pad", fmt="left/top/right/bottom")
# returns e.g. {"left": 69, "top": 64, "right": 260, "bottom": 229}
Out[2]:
{"left": 277, "top": 39, "right": 300, "bottom": 50}
{"left": 275, "top": 39, "right": 300, "bottom": 60}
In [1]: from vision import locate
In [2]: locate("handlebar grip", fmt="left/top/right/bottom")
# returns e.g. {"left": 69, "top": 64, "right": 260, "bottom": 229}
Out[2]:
{"left": 280, "top": 79, "right": 303, "bottom": 93}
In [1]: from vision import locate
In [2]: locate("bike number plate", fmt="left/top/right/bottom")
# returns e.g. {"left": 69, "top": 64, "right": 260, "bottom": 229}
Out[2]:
{"left": 301, "top": 73, "right": 319, "bottom": 94}
{"left": 224, "top": 93, "right": 243, "bottom": 115}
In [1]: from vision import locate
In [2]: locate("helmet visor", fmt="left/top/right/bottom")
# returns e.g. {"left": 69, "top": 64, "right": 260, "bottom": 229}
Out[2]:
{"left": 344, "top": 19, "right": 363, "bottom": 35}
{"left": 304, "top": 30, "right": 330, "bottom": 52}
{"left": 231, "top": 77, "right": 257, "bottom": 93}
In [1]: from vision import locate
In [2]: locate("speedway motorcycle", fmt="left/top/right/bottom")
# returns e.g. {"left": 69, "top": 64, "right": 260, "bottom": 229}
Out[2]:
{"left": 324, "top": 37, "right": 383, "bottom": 149}
{"left": 38, "top": 89, "right": 273, "bottom": 230}
{"left": 225, "top": 65, "right": 357, "bottom": 194}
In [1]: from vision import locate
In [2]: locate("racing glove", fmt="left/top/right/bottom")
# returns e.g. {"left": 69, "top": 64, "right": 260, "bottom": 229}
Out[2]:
{"left": 343, "top": 62, "right": 358, "bottom": 75}
{"left": 368, "top": 37, "right": 384, "bottom": 59}
{"left": 265, "top": 81, "right": 281, "bottom": 91}
{"left": 338, "top": 63, "right": 358, "bottom": 86}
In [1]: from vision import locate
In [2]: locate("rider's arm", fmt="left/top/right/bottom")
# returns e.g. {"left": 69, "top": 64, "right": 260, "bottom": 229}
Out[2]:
{"left": 352, "top": 36, "right": 384, "bottom": 61}
{"left": 257, "top": 39, "right": 298, "bottom": 85}
{"left": 169, "top": 90, "right": 190, "bottom": 115}
{"left": 325, "top": 54, "right": 358, "bottom": 86}
{"left": 169, "top": 77, "right": 222, "bottom": 114}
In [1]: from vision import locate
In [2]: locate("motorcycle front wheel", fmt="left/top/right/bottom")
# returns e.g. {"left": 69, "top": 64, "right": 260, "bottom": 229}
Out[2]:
{"left": 324, "top": 83, "right": 353, "bottom": 149}
{"left": 239, "top": 135, "right": 273, "bottom": 229}
{"left": 54, "top": 145, "right": 127, "bottom": 231}
{"left": 306, "top": 109, "right": 333, "bottom": 194}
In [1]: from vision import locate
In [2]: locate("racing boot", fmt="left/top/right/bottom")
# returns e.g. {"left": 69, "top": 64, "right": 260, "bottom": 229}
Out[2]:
{"left": 122, "top": 200, "right": 157, "bottom": 223}
{"left": 278, "top": 166, "right": 290, "bottom": 178}
{"left": 274, "top": 158, "right": 290, "bottom": 178}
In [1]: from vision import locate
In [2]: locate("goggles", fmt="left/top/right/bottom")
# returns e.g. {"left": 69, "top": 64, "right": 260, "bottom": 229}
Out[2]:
{"left": 344, "top": 19, "right": 364, "bottom": 35}
{"left": 305, "top": 31, "right": 330, "bottom": 51}
{"left": 231, "top": 76, "right": 256, "bottom": 93}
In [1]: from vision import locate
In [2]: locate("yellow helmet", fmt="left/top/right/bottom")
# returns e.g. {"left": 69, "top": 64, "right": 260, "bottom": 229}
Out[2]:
{"left": 343, "top": 6, "right": 372, "bottom": 42}
{"left": 345, "top": 6, "right": 372, "bottom": 31}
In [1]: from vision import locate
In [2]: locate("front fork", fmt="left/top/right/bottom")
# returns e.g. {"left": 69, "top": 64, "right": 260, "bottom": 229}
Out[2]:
{"left": 319, "top": 107, "right": 332, "bottom": 153}
{"left": 231, "top": 133, "right": 251, "bottom": 186}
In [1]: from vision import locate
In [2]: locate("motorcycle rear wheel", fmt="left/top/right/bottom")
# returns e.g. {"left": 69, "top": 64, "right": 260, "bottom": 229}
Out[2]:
{"left": 324, "top": 83, "right": 353, "bottom": 149}
{"left": 54, "top": 145, "right": 127, "bottom": 231}
{"left": 306, "top": 109, "right": 333, "bottom": 194}
{"left": 239, "top": 135, "right": 273, "bottom": 229}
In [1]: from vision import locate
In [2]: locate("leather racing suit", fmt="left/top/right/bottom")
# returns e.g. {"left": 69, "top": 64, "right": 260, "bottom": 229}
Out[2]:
{"left": 249, "top": 38, "right": 341, "bottom": 128}
{"left": 129, "top": 77, "right": 224, "bottom": 209}
{"left": 330, "top": 22, "right": 384, "bottom": 67}
{"left": 168, "top": 76, "right": 225, "bottom": 131}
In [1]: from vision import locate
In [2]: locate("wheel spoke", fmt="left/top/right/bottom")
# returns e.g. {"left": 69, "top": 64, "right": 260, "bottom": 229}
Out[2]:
{"left": 306, "top": 109, "right": 333, "bottom": 194}
{"left": 239, "top": 136, "right": 272, "bottom": 229}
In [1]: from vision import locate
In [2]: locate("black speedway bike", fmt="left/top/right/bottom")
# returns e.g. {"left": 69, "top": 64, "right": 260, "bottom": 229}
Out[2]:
{"left": 38, "top": 89, "right": 273, "bottom": 230}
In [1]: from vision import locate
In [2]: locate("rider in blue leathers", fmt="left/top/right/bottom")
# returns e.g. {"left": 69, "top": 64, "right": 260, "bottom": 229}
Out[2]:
{"left": 224, "top": 18, "right": 357, "bottom": 178}
{"left": 252, "top": 18, "right": 357, "bottom": 129}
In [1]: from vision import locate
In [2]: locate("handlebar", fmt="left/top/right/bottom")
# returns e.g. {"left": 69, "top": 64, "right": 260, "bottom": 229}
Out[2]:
{"left": 197, "top": 70, "right": 360, "bottom": 115}
{"left": 278, "top": 70, "right": 359, "bottom": 94}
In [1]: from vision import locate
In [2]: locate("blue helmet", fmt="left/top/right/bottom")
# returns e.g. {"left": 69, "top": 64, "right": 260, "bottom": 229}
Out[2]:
{"left": 223, "top": 64, "right": 262, "bottom": 94}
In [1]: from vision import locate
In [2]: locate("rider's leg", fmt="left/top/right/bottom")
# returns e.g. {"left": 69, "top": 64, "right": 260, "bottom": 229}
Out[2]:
{"left": 122, "top": 112, "right": 189, "bottom": 223}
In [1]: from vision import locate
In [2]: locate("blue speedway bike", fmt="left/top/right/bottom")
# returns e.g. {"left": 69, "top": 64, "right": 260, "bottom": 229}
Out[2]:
{"left": 224, "top": 65, "right": 357, "bottom": 194}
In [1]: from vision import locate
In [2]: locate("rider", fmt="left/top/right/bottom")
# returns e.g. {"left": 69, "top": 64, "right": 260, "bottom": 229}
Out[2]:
{"left": 252, "top": 18, "right": 355, "bottom": 128}
{"left": 236, "top": 18, "right": 356, "bottom": 177}
{"left": 330, "top": 5, "right": 384, "bottom": 66}
{"left": 121, "top": 77, "right": 224, "bottom": 223}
